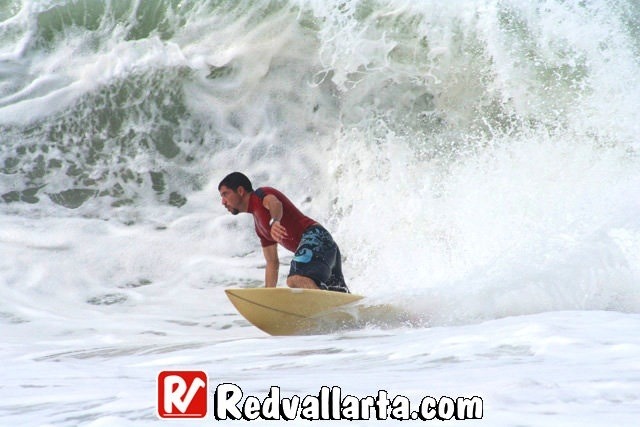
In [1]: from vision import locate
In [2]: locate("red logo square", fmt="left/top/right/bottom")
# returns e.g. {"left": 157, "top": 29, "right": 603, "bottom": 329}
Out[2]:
{"left": 157, "top": 371, "right": 208, "bottom": 418}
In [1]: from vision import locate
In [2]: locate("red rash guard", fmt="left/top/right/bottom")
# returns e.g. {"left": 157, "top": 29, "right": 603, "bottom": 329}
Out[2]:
{"left": 247, "top": 187, "right": 317, "bottom": 253}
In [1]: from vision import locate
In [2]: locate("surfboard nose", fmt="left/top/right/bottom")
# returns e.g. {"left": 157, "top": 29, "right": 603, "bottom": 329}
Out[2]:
{"left": 224, "top": 288, "right": 364, "bottom": 335}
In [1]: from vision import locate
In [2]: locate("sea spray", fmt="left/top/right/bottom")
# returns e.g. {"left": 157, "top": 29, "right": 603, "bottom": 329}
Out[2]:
{"left": 1, "top": 0, "right": 640, "bottom": 321}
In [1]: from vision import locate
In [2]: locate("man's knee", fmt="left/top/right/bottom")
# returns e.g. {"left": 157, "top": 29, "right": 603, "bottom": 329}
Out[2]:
{"left": 287, "top": 275, "right": 319, "bottom": 289}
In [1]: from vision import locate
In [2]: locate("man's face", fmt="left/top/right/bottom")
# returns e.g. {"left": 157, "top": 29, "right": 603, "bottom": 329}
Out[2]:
{"left": 219, "top": 185, "right": 242, "bottom": 215}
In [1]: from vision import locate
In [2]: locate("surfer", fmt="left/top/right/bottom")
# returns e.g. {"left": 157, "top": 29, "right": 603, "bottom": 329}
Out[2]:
{"left": 218, "top": 172, "right": 349, "bottom": 293}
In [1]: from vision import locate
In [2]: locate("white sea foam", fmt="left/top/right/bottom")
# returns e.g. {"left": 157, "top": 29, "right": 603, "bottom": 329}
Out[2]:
{"left": 1, "top": 0, "right": 640, "bottom": 425}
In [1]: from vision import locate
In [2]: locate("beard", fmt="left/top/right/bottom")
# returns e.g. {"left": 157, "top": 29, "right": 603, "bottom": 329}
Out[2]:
{"left": 231, "top": 208, "right": 239, "bottom": 215}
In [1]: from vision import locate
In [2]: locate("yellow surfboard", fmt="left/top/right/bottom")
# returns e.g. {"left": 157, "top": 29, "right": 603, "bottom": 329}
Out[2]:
{"left": 224, "top": 288, "right": 364, "bottom": 335}
{"left": 225, "top": 288, "right": 417, "bottom": 335}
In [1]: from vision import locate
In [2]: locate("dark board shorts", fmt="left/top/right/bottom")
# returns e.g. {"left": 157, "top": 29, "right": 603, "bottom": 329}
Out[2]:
{"left": 288, "top": 225, "right": 349, "bottom": 293}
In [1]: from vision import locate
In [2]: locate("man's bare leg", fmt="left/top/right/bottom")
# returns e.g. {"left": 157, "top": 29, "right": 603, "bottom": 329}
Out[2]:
{"left": 287, "top": 275, "right": 320, "bottom": 289}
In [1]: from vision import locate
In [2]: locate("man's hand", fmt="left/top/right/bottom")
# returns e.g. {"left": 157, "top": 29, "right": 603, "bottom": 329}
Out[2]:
{"left": 270, "top": 220, "right": 288, "bottom": 243}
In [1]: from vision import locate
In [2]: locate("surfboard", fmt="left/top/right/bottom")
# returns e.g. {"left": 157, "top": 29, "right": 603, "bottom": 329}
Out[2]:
{"left": 225, "top": 288, "right": 364, "bottom": 335}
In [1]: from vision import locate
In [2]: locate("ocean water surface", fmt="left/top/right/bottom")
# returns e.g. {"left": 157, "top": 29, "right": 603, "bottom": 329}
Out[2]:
{"left": 1, "top": 0, "right": 640, "bottom": 425}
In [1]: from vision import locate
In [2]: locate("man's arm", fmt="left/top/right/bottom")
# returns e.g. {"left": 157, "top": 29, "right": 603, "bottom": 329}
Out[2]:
{"left": 262, "top": 194, "right": 288, "bottom": 243}
{"left": 262, "top": 244, "right": 279, "bottom": 288}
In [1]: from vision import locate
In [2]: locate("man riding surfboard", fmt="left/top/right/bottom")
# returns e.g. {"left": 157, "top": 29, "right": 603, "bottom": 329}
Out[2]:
{"left": 218, "top": 172, "right": 349, "bottom": 293}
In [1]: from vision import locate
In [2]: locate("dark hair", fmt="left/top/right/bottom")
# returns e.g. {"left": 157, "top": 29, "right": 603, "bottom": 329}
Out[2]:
{"left": 218, "top": 172, "right": 253, "bottom": 192}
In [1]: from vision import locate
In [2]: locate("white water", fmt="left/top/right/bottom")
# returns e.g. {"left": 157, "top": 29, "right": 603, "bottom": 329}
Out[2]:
{"left": 2, "top": 0, "right": 640, "bottom": 425}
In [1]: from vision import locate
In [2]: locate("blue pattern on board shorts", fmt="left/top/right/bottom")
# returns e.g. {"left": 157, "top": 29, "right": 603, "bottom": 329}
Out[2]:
{"left": 289, "top": 225, "right": 349, "bottom": 293}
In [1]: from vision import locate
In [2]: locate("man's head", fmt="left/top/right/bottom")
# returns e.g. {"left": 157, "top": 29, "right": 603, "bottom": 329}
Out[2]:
{"left": 218, "top": 172, "right": 253, "bottom": 215}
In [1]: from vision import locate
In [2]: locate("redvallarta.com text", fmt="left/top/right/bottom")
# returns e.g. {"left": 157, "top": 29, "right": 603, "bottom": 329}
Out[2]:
{"left": 157, "top": 371, "right": 484, "bottom": 421}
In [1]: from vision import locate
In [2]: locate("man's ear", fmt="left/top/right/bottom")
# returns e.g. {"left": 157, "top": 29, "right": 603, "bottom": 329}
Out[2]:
{"left": 237, "top": 186, "right": 246, "bottom": 197}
